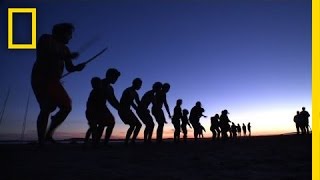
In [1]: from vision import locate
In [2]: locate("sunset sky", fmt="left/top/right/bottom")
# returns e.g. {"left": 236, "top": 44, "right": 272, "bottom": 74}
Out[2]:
{"left": 0, "top": 0, "right": 311, "bottom": 140}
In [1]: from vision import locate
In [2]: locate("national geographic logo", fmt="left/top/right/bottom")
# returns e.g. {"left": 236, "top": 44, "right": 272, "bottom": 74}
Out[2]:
{"left": 8, "top": 8, "right": 36, "bottom": 49}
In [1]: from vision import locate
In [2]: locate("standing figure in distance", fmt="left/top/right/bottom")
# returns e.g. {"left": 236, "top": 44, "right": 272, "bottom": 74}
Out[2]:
{"left": 210, "top": 114, "right": 220, "bottom": 140}
{"left": 172, "top": 99, "right": 183, "bottom": 143}
{"left": 181, "top": 109, "right": 192, "bottom": 142}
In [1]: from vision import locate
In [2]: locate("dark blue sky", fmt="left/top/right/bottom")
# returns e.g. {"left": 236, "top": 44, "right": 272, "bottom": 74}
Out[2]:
{"left": 0, "top": 0, "right": 311, "bottom": 139}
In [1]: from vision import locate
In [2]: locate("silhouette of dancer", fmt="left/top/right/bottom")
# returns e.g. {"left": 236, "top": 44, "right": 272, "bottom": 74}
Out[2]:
{"left": 242, "top": 123, "right": 247, "bottom": 136}
{"left": 219, "top": 110, "right": 231, "bottom": 139}
{"left": 181, "top": 109, "right": 192, "bottom": 142}
{"left": 189, "top": 101, "right": 206, "bottom": 140}
{"left": 84, "top": 77, "right": 104, "bottom": 147}
{"left": 152, "top": 83, "right": 171, "bottom": 143}
{"left": 293, "top": 111, "right": 302, "bottom": 135}
{"left": 172, "top": 99, "right": 183, "bottom": 143}
{"left": 210, "top": 114, "right": 220, "bottom": 140}
{"left": 237, "top": 123, "right": 241, "bottom": 137}
{"left": 198, "top": 123, "right": 206, "bottom": 138}
{"left": 118, "top": 78, "right": 143, "bottom": 145}
{"left": 300, "top": 107, "right": 310, "bottom": 134}
{"left": 137, "top": 82, "right": 162, "bottom": 143}
{"left": 247, "top": 122, "right": 251, "bottom": 136}
{"left": 231, "top": 122, "right": 237, "bottom": 139}
{"left": 96, "top": 68, "right": 121, "bottom": 145}
{"left": 31, "top": 23, "right": 85, "bottom": 145}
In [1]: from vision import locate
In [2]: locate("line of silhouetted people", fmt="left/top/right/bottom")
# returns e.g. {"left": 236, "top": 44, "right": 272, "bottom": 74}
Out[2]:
{"left": 30, "top": 23, "right": 305, "bottom": 148}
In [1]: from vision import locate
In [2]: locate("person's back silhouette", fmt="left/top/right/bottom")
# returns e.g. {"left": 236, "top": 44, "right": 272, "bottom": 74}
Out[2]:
{"left": 219, "top": 110, "right": 231, "bottom": 139}
{"left": 152, "top": 83, "right": 171, "bottom": 143}
{"left": 172, "top": 99, "right": 183, "bottom": 143}
{"left": 210, "top": 114, "right": 220, "bottom": 140}
{"left": 242, "top": 123, "right": 247, "bottom": 136}
{"left": 136, "top": 82, "right": 162, "bottom": 143}
{"left": 189, "top": 101, "right": 206, "bottom": 140}
{"left": 31, "top": 23, "right": 86, "bottom": 145}
{"left": 247, "top": 122, "right": 251, "bottom": 136}
{"left": 293, "top": 111, "right": 302, "bottom": 135}
{"left": 118, "top": 78, "right": 143, "bottom": 145}
{"left": 300, "top": 107, "right": 310, "bottom": 134}
{"left": 181, "top": 109, "right": 192, "bottom": 142}
{"left": 84, "top": 77, "right": 104, "bottom": 147}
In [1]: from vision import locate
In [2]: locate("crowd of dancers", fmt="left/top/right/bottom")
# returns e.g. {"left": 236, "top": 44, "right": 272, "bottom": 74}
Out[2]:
{"left": 31, "top": 23, "right": 307, "bottom": 148}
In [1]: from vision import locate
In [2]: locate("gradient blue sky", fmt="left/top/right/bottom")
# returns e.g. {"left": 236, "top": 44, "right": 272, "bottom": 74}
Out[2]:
{"left": 0, "top": 0, "right": 311, "bottom": 140}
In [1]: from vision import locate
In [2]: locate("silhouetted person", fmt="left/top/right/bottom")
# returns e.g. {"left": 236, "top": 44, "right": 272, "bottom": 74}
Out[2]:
{"left": 247, "top": 122, "right": 251, "bottom": 136}
{"left": 181, "top": 109, "right": 192, "bottom": 142}
{"left": 96, "top": 68, "right": 121, "bottom": 145}
{"left": 210, "top": 114, "right": 220, "bottom": 140}
{"left": 31, "top": 23, "right": 85, "bottom": 145}
{"left": 152, "top": 83, "right": 171, "bottom": 143}
{"left": 219, "top": 110, "right": 231, "bottom": 139}
{"left": 237, "top": 123, "right": 241, "bottom": 137}
{"left": 293, "top": 111, "right": 302, "bottom": 135}
{"left": 84, "top": 77, "right": 104, "bottom": 147}
{"left": 300, "top": 107, "right": 310, "bottom": 134}
{"left": 198, "top": 123, "right": 206, "bottom": 138}
{"left": 189, "top": 101, "right": 206, "bottom": 140}
{"left": 137, "top": 82, "right": 162, "bottom": 143}
{"left": 231, "top": 122, "right": 237, "bottom": 139}
{"left": 118, "top": 78, "right": 143, "bottom": 145}
{"left": 172, "top": 99, "right": 183, "bottom": 143}
{"left": 242, "top": 123, "right": 247, "bottom": 136}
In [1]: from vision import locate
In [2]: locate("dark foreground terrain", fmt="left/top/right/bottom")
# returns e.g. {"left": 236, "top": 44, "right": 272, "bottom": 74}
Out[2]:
{"left": 0, "top": 135, "right": 311, "bottom": 180}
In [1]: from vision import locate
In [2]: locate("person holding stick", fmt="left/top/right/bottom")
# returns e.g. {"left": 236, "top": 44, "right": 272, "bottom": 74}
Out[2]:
{"left": 31, "top": 23, "right": 86, "bottom": 146}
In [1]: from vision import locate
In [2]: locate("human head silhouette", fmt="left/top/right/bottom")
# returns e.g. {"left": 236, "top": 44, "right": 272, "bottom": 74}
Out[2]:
{"left": 52, "top": 23, "right": 74, "bottom": 44}
{"left": 302, "top": 107, "right": 306, "bottom": 111}
{"left": 152, "top": 82, "right": 162, "bottom": 92}
{"left": 105, "top": 68, "right": 121, "bottom": 84}
{"left": 162, "top": 83, "right": 170, "bottom": 93}
{"left": 132, "top": 78, "right": 142, "bottom": 90}
{"left": 196, "top": 101, "right": 201, "bottom": 107}
{"left": 176, "top": 99, "right": 182, "bottom": 106}
{"left": 183, "top": 109, "right": 189, "bottom": 116}
{"left": 91, "top": 77, "right": 101, "bottom": 89}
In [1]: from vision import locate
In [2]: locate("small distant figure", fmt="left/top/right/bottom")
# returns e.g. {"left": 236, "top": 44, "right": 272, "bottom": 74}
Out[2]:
{"left": 300, "top": 107, "right": 310, "bottom": 134}
{"left": 96, "top": 68, "right": 121, "bottom": 145}
{"left": 242, "top": 123, "right": 247, "bottom": 136}
{"left": 247, "top": 122, "right": 251, "bottom": 136}
{"left": 231, "top": 122, "right": 237, "bottom": 138}
{"left": 172, "top": 99, "right": 183, "bottom": 143}
{"left": 198, "top": 123, "right": 206, "bottom": 138}
{"left": 31, "top": 23, "right": 86, "bottom": 145}
{"left": 189, "top": 101, "right": 206, "bottom": 140}
{"left": 152, "top": 83, "right": 172, "bottom": 143}
{"left": 137, "top": 82, "right": 162, "bottom": 143}
{"left": 237, "top": 123, "right": 241, "bottom": 137}
{"left": 219, "top": 110, "right": 231, "bottom": 139}
{"left": 118, "top": 78, "right": 143, "bottom": 145}
{"left": 84, "top": 77, "right": 104, "bottom": 147}
{"left": 210, "top": 114, "right": 220, "bottom": 140}
{"left": 293, "top": 111, "right": 302, "bottom": 135}
{"left": 181, "top": 109, "right": 192, "bottom": 142}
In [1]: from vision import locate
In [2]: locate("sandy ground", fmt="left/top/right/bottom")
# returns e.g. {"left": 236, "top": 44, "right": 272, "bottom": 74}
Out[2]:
{"left": 0, "top": 135, "right": 311, "bottom": 180}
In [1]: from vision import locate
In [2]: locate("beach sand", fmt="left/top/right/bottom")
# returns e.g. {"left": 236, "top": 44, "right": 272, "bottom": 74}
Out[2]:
{"left": 0, "top": 135, "right": 311, "bottom": 180}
